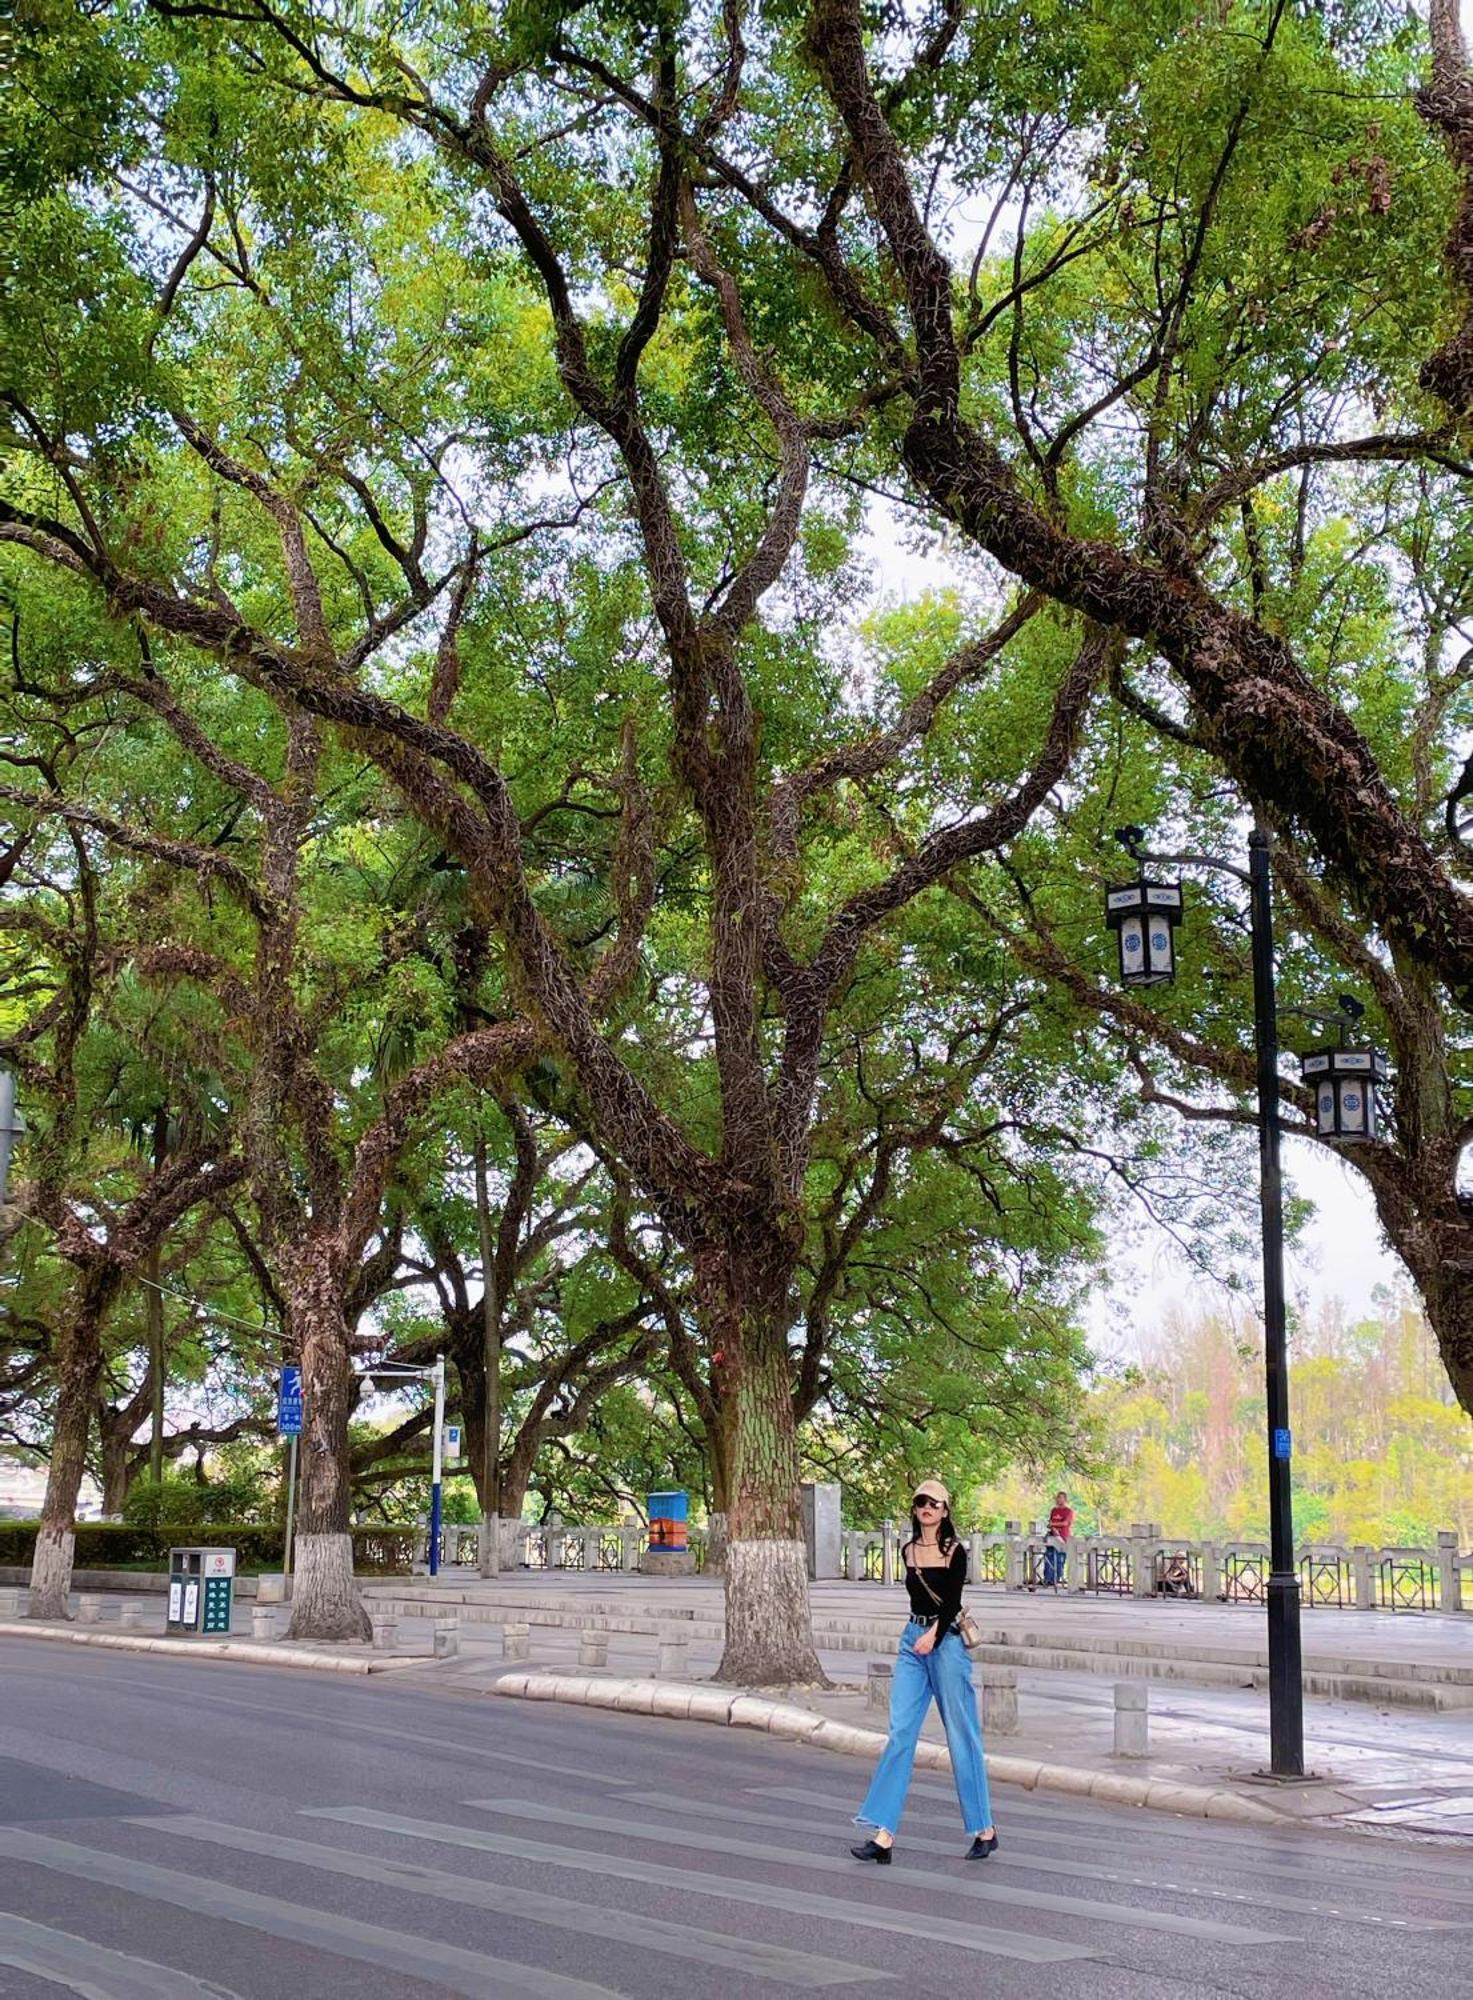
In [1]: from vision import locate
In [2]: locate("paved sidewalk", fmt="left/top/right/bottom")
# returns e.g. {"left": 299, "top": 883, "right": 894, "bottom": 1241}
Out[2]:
{"left": 11, "top": 1578, "right": 1473, "bottom": 1837}
{"left": 387, "top": 1604, "right": 1473, "bottom": 1831}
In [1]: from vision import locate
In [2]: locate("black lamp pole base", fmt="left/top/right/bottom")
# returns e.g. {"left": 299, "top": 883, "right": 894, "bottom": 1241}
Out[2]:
{"left": 1266, "top": 1570, "right": 1305, "bottom": 1779}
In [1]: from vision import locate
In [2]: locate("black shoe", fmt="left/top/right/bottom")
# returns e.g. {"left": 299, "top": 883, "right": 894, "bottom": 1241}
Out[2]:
{"left": 850, "top": 1839, "right": 892, "bottom": 1864}
{"left": 966, "top": 1833, "right": 999, "bottom": 1860}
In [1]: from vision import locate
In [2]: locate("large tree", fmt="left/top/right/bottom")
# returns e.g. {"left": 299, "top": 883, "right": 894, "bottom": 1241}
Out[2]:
{"left": 546, "top": 0, "right": 1473, "bottom": 1413}
{"left": 1, "top": 2, "right": 1116, "bottom": 1678}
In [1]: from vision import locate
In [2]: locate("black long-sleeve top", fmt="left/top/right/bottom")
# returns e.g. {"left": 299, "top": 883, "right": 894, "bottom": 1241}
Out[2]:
{"left": 903, "top": 1539, "right": 967, "bottom": 1629}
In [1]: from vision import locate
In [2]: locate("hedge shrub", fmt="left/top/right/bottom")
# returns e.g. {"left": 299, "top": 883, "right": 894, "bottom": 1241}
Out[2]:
{"left": 0, "top": 1522, "right": 283, "bottom": 1569}
{"left": 0, "top": 1521, "right": 417, "bottom": 1573}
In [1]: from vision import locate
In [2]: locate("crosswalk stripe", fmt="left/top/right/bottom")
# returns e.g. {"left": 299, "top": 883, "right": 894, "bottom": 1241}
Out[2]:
{"left": 304, "top": 1806, "right": 1093, "bottom": 1965}
{"left": 129, "top": 1814, "right": 887, "bottom": 1989}
{"left": 614, "top": 1790, "right": 1473, "bottom": 1933}
{"left": 464, "top": 1798, "right": 1293, "bottom": 1946}
{"left": 0, "top": 1825, "right": 623, "bottom": 2000}
{"left": 747, "top": 1783, "right": 1473, "bottom": 1905}
{"left": 0, "top": 1914, "right": 242, "bottom": 2000}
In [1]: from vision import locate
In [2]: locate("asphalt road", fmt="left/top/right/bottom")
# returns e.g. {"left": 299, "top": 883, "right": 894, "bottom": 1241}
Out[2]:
{"left": 0, "top": 1639, "right": 1469, "bottom": 2000}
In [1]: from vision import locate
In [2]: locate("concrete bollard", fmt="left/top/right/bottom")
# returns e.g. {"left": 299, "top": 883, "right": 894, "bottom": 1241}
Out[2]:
{"left": 1352, "top": 1544, "right": 1375, "bottom": 1610}
{"left": 1113, "top": 1680, "right": 1149, "bottom": 1757}
{"left": 1004, "top": 1536, "right": 1024, "bottom": 1592}
{"left": 1438, "top": 1531, "right": 1462, "bottom": 1615}
{"left": 981, "top": 1666, "right": 1018, "bottom": 1736}
{"left": 502, "top": 1620, "right": 530, "bottom": 1662}
{"left": 867, "top": 1660, "right": 893, "bottom": 1714}
{"left": 76, "top": 1594, "right": 103, "bottom": 1625}
{"left": 120, "top": 1601, "right": 144, "bottom": 1630}
{"left": 433, "top": 1616, "right": 460, "bottom": 1660}
{"left": 255, "top": 1573, "right": 287, "bottom": 1605}
{"left": 250, "top": 1607, "right": 277, "bottom": 1641}
{"left": 0, "top": 1588, "right": 21, "bottom": 1619}
{"left": 371, "top": 1618, "right": 398, "bottom": 1652}
{"left": 656, "top": 1632, "right": 689, "bottom": 1679}
{"left": 578, "top": 1630, "right": 608, "bottom": 1669}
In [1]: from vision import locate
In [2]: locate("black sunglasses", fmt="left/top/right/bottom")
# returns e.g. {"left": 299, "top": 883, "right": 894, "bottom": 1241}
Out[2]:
{"left": 912, "top": 1495, "right": 943, "bottom": 1509}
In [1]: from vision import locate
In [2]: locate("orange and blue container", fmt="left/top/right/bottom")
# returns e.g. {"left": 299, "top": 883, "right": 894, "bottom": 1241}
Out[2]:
{"left": 647, "top": 1490, "right": 689, "bottom": 1553}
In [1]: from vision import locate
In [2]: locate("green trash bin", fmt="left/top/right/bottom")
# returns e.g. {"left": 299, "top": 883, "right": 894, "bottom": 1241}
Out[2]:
{"left": 168, "top": 1547, "right": 236, "bottom": 1636}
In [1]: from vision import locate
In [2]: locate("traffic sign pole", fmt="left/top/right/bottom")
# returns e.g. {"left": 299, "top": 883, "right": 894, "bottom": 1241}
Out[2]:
{"left": 283, "top": 1434, "right": 298, "bottom": 1593}
{"left": 428, "top": 1354, "right": 445, "bottom": 1577}
{"left": 277, "top": 1366, "right": 304, "bottom": 1597}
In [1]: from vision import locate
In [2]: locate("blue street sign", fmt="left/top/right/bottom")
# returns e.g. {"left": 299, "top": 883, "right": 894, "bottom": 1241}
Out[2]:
{"left": 1272, "top": 1427, "right": 1292, "bottom": 1461}
{"left": 277, "top": 1366, "right": 303, "bottom": 1437}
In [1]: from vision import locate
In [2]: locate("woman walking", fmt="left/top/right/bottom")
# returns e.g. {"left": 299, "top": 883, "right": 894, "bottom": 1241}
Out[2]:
{"left": 850, "top": 1478, "right": 998, "bottom": 1863}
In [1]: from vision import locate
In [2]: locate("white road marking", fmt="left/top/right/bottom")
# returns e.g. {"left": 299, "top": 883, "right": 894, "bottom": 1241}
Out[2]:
{"left": 0, "top": 1825, "right": 624, "bottom": 2000}
{"left": 616, "top": 1789, "right": 1473, "bottom": 1931}
{"left": 305, "top": 1805, "right": 1094, "bottom": 1965}
{"left": 129, "top": 1814, "right": 888, "bottom": 1988}
{"left": 464, "top": 1797, "right": 1294, "bottom": 1947}
{"left": 0, "top": 1915, "right": 242, "bottom": 2000}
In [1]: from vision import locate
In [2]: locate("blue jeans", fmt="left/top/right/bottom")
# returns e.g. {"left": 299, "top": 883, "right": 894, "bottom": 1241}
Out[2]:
{"left": 855, "top": 1620, "right": 993, "bottom": 1837}
{"left": 1043, "top": 1542, "right": 1066, "bottom": 1586}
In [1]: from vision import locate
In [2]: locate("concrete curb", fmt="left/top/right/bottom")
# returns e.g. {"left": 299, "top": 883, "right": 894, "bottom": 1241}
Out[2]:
{"left": 489, "top": 1671, "right": 1288, "bottom": 1825}
{"left": 0, "top": 1619, "right": 422, "bottom": 1675}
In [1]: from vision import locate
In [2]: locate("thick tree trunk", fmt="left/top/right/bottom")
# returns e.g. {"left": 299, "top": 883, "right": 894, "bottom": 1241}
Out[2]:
{"left": 27, "top": 1266, "right": 119, "bottom": 1619}
{"left": 283, "top": 1252, "right": 371, "bottom": 1643}
{"left": 474, "top": 1134, "right": 502, "bottom": 1525}
{"left": 499, "top": 1428, "right": 537, "bottom": 1523}
{"left": 1425, "top": 1269, "right": 1473, "bottom": 1419}
{"left": 1396, "top": 1229, "right": 1473, "bottom": 1420}
{"left": 98, "top": 1415, "right": 131, "bottom": 1519}
{"left": 145, "top": 1238, "right": 166, "bottom": 1485}
{"left": 706, "top": 1262, "right": 824, "bottom": 1686}
{"left": 702, "top": 1401, "right": 735, "bottom": 1576}
{"left": 450, "top": 1329, "right": 489, "bottom": 1509}
{"left": 1355, "top": 1098, "right": 1473, "bottom": 1422}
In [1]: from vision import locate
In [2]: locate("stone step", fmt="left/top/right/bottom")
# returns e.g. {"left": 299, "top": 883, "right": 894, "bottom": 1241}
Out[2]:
{"left": 362, "top": 1587, "right": 1473, "bottom": 1707}
{"left": 364, "top": 1585, "right": 1473, "bottom": 1675}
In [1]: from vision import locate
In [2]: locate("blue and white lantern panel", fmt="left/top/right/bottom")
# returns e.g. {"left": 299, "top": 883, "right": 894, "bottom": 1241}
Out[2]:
{"left": 1106, "top": 878, "right": 1183, "bottom": 988}
{"left": 1299, "top": 1045, "right": 1387, "bottom": 1142}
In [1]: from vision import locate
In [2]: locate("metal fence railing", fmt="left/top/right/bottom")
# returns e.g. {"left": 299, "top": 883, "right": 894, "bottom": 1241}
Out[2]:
{"left": 418, "top": 1518, "right": 1470, "bottom": 1613}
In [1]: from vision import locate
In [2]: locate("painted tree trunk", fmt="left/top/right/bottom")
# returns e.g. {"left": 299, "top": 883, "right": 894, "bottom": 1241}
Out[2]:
{"left": 27, "top": 1265, "right": 120, "bottom": 1619}
{"left": 710, "top": 1293, "right": 824, "bottom": 1686}
{"left": 283, "top": 1254, "right": 371, "bottom": 1643}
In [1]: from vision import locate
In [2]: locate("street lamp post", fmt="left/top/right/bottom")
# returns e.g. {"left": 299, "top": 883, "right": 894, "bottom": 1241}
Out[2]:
{"left": 362, "top": 1356, "right": 449, "bottom": 1578}
{"left": 1244, "top": 831, "right": 1303, "bottom": 1781}
{"left": 1107, "top": 825, "right": 1305, "bottom": 1777}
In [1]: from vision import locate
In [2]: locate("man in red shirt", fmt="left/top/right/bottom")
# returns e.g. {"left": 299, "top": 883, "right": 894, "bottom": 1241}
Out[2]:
{"left": 1043, "top": 1491, "right": 1074, "bottom": 1587}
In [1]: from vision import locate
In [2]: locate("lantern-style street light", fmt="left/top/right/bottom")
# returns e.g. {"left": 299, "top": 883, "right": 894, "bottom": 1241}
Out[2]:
{"left": 1104, "top": 842, "right": 1184, "bottom": 987}
{"left": 1298, "top": 995, "right": 1389, "bottom": 1141}
{"left": 1105, "top": 824, "right": 1309, "bottom": 1779}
